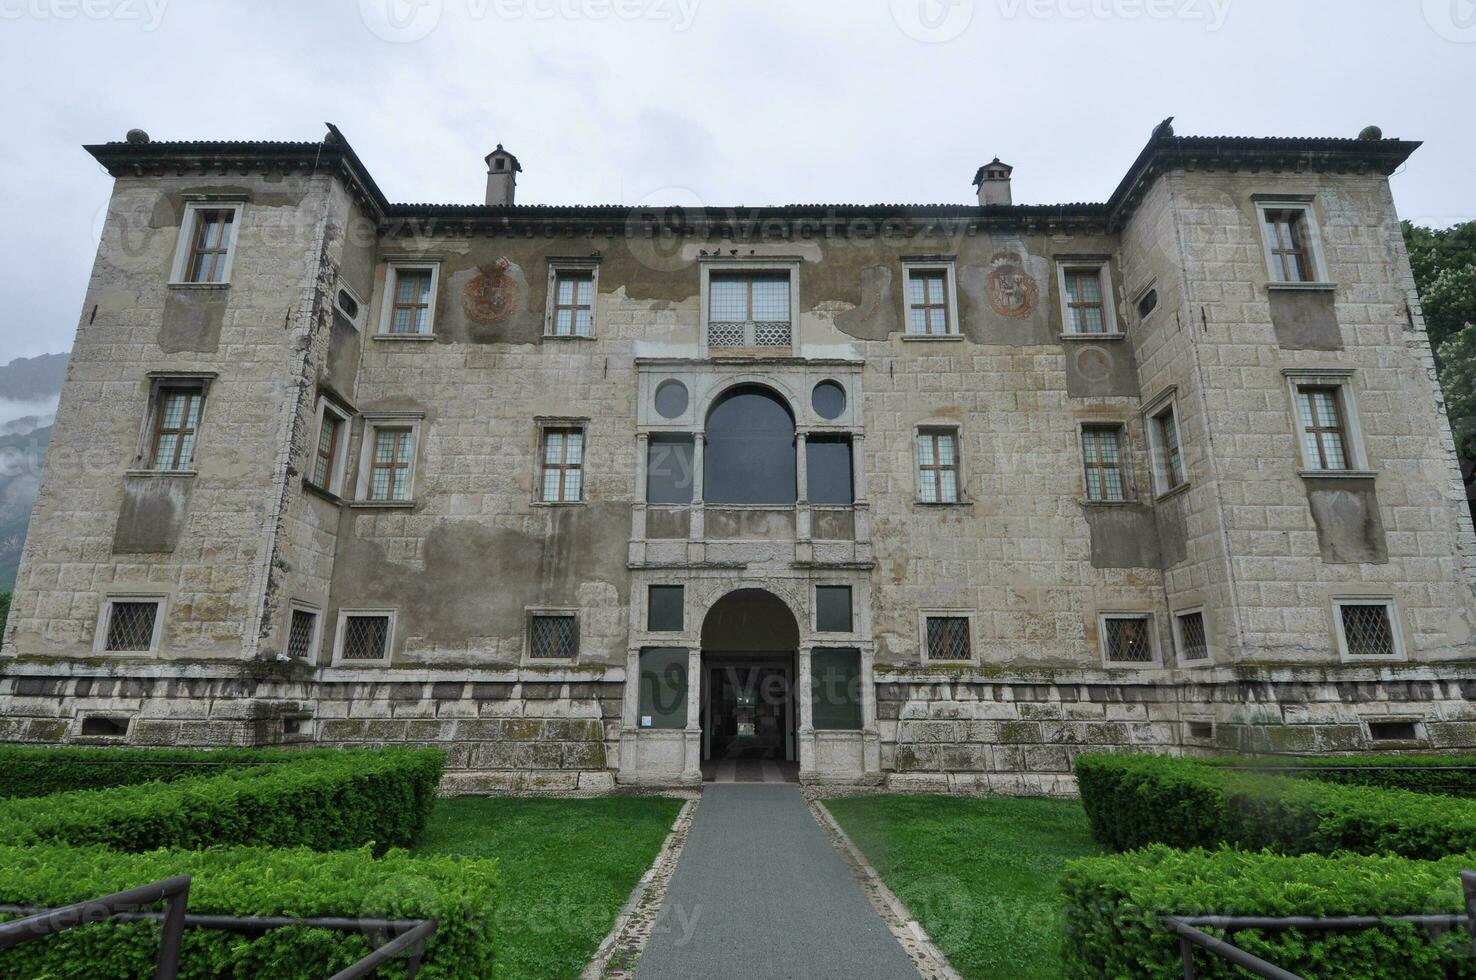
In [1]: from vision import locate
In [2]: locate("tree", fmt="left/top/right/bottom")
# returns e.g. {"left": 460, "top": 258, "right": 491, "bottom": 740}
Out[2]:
{"left": 1403, "top": 220, "right": 1476, "bottom": 459}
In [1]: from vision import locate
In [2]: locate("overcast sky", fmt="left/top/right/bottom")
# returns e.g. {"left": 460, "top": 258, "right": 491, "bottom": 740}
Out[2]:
{"left": 0, "top": 0, "right": 1472, "bottom": 360}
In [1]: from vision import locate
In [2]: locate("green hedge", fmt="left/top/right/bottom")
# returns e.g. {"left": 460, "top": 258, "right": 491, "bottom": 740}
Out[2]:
{"left": 1060, "top": 845, "right": 1476, "bottom": 979}
{"left": 1207, "top": 753, "right": 1476, "bottom": 797}
{"left": 1074, "top": 752, "right": 1476, "bottom": 859}
{"left": 0, "top": 843, "right": 499, "bottom": 979}
{"left": 0, "top": 745, "right": 335, "bottom": 799}
{"left": 0, "top": 748, "right": 445, "bottom": 852}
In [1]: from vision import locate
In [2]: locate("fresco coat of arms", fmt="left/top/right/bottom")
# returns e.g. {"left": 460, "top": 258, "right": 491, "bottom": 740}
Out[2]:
{"left": 463, "top": 257, "right": 520, "bottom": 323}
{"left": 985, "top": 253, "right": 1038, "bottom": 318}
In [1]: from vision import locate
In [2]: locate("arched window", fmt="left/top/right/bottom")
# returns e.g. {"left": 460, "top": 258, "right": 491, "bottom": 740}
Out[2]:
{"left": 704, "top": 386, "right": 796, "bottom": 505}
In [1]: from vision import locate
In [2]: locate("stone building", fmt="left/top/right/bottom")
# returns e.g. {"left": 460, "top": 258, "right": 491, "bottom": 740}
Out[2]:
{"left": 3, "top": 119, "right": 1475, "bottom": 793}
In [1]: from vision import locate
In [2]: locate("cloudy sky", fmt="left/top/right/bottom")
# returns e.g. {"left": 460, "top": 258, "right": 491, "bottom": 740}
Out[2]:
{"left": 0, "top": 0, "right": 1472, "bottom": 360}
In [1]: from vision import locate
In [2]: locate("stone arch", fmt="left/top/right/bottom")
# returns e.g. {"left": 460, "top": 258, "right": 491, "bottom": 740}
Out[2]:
{"left": 699, "top": 587, "right": 801, "bottom": 652}
{"left": 703, "top": 384, "right": 797, "bottom": 505}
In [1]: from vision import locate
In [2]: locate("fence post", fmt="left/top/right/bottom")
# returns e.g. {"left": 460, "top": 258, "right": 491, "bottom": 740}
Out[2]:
{"left": 1178, "top": 934, "right": 1197, "bottom": 980}
{"left": 154, "top": 876, "right": 189, "bottom": 980}
{"left": 1460, "top": 870, "right": 1476, "bottom": 958}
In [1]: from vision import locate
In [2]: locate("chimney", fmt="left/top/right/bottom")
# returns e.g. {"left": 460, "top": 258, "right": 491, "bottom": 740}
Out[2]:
{"left": 484, "top": 144, "right": 522, "bottom": 206}
{"left": 973, "top": 158, "right": 1012, "bottom": 206}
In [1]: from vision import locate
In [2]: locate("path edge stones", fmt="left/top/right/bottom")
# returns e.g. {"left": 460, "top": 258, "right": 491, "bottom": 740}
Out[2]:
{"left": 583, "top": 793, "right": 701, "bottom": 980}
{"left": 806, "top": 797, "right": 963, "bottom": 980}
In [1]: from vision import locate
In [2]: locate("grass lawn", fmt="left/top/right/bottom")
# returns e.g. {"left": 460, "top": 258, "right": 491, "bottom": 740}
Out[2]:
{"left": 822, "top": 794, "right": 1102, "bottom": 980}
{"left": 414, "top": 795, "right": 684, "bottom": 980}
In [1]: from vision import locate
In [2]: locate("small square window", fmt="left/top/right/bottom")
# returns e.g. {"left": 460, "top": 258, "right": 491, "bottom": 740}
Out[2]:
{"left": 916, "top": 428, "right": 961, "bottom": 504}
{"left": 1174, "top": 609, "right": 1209, "bottom": 662}
{"left": 1081, "top": 425, "right": 1126, "bottom": 502}
{"left": 540, "top": 425, "right": 586, "bottom": 503}
{"left": 286, "top": 607, "right": 320, "bottom": 661}
{"left": 1335, "top": 600, "right": 1402, "bottom": 659}
{"left": 549, "top": 266, "right": 597, "bottom": 337}
{"left": 1101, "top": 614, "right": 1156, "bottom": 665}
{"left": 339, "top": 613, "right": 391, "bottom": 662}
{"left": 905, "top": 266, "right": 954, "bottom": 336}
{"left": 924, "top": 615, "right": 971, "bottom": 661}
{"left": 530, "top": 614, "right": 579, "bottom": 659}
{"left": 816, "top": 586, "right": 853, "bottom": 633}
{"left": 378, "top": 263, "right": 440, "bottom": 336}
{"left": 170, "top": 203, "right": 242, "bottom": 285}
{"left": 648, "top": 586, "right": 684, "bottom": 632}
{"left": 102, "top": 600, "right": 161, "bottom": 653}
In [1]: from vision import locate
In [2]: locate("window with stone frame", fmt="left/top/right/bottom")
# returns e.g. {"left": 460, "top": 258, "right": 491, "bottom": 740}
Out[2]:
{"left": 1102, "top": 614, "right": 1156, "bottom": 665}
{"left": 1080, "top": 425, "right": 1127, "bottom": 502}
{"left": 1062, "top": 266, "right": 1109, "bottom": 334}
{"left": 148, "top": 385, "right": 205, "bottom": 471}
{"left": 1335, "top": 600, "right": 1402, "bottom": 659}
{"left": 1150, "top": 402, "right": 1186, "bottom": 493}
{"left": 540, "top": 425, "right": 585, "bottom": 503}
{"left": 906, "top": 268, "right": 952, "bottom": 335}
{"left": 1262, "top": 207, "right": 1316, "bottom": 283}
{"left": 286, "top": 607, "right": 320, "bottom": 661}
{"left": 916, "top": 428, "right": 961, "bottom": 503}
{"left": 1296, "top": 385, "right": 1350, "bottom": 471}
{"left": 310, "top": 406, "right": 346, "bottom": 492}
{"left": 367, "top": 426, "right": 414, "bottom": 501}
{"left": 816, "top": 585, "right": 853, "bottom": 633}
{"left": 339, "top": 613, "right": 391, "bottom": 662}
{"left": 101, "top": 600, "right": 161, "bottom": 653}
{"left": 529, "top": 613, "right": 579, "bottom": 659}
{"left": 551, "top": 269, "right": 595, "bottom": 337}
{"left": 924, "top": 615, "right": 971, "bottom": 661}
{"left": 1174, "top": 609, "right": 1209, "bottom": 662}
{"left": 707, "top": 271, "right": 791, "bottom": 348}
{"left": 180, "top": 207, "right": 238, "bottom": 284}
{"left": 380, "top": 264, "right": 438, "bottom": 335}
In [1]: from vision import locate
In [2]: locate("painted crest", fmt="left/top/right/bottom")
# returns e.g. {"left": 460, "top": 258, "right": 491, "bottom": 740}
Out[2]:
{"left": 985, "top": 253, "right": 1038, "bottom": 318}
{"left": 463, "top": 257, "right": 519, "bottom": 323}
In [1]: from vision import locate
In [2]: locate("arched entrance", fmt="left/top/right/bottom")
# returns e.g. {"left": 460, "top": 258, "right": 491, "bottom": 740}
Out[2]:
{"left": 700, "top": 588, "right": 799, "bottom": 781}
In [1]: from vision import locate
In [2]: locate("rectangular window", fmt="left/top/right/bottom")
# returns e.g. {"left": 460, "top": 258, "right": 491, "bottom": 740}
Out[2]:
{"left": 806, "top": 436, "right": 854, "bottom": 505}
{"left": 182, "top": 208, "right": 237, "bottom": 284}
{"left": 339, "top": 613, "right": 391, "bottom": 662}
{"left": 311, "top": 410, "right": 344, "bottom": 491}
{"left": 1080, "top": 425, "right": 1126, "bottom": 502}
{"left": 1063, "top": 267, "right": 1107, "bottom": 333}
{"left": 1296, "top": 385, "right": 1349, "bottom": 470}
{"left": 646, "top": 434, "right": 694, "bottom": 505}
{"left": 1335, "top": 600, "right": 1402, "bottom": 659}
{"left": 1262, "top": 208, "right": 1314, "bottom": 283}
{"left": 1173, "top": 609, "right": 1208, "bottom": 662}
{"left": 815, "top": 586, "right": 853, "bottom": 633}
{"left": 924, "top": 615, "right": 971, "bottom": 661}
{"left": 648, "top": 585, "right": 684, "bottom": 632}
{"left": 529, "top": 614, "right": 579, "bottom": 659}
{"left": 916, "top": 429, "right": 960, "bottom": 503}
{"left": 286, "top": 607, "right": 320, "bottom": 661}
{"left": 906, "top": 269, "right": 951, "bottom": 335}
{"left": 368, "top": 427, "right": 414, "bottom": 502}
{"left": 551, "top": 269, "right": 595, "bottom": 337}
{"left": 540, "top": 426, "right": 585, "bottom": 503}
{"left": 1102, "top": 614, "right": 1155, "bottom": 665}
{"left": 1150, "top": 403, "right": 1186, "bottom": 493}
{"left": 639, "top": 647, "right": 688, "bottom": 729}
{"left": 811, "top": 648, "right": 863, "bottom": 730}
{"left": 101, "top": 600, "right": 161, "bottom": 653}
{"left": 707, "top": 271, "right": 791, "bottom": 348}
{"left": 149, "top": 386, "right": 205, "bottom": 471}
{"left": 378, "top": 263, "right": 440, "bottom": 336}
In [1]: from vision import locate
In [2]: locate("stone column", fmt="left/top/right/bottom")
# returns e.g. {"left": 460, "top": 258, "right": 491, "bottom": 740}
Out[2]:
{"left": 688, "top": 433, "right": 705, "bottom": 562}
{"left": 631, "top": 433, "right": 648, "bottom": 563}
{"left": 798, "top": 644, "right": 815, "bottom": 780}
{"left": 683, "top": 646, "right": 703, "bottom": 783}
{"left": 852, "top": 433, "right": 871, "bottom": 547}
{"left": 861, "top": 644, "right": 881, "bottom": 780}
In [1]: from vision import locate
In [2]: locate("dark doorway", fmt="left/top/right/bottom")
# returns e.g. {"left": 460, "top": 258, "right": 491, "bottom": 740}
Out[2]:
{"left": 699, "top": 589, "right": 800, "bottom": 780}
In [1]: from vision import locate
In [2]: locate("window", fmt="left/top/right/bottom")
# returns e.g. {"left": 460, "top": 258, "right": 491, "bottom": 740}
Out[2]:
{"left": 648, "top": 585, "right": 684, "bottom": 632}
{"left": 1057, "top": 262, "right": 1116, "bottom": 334}
{"left": 1148, "top": 401, "right": 1186, "bottom": 494}
{"left": 1368, "top": 720, "right": 1419, "bottom": 742}
{"left": 1173, "top": 609, "right": 1209, "bottom": 663}
{"left": 806, "top": 436, "right": 854, "bottom": 505}
{"left": 334, "top": 611, "right": 393, "bottom": 664}
{"left": 646, "top": 434, "right": 694, "bottom": 505}
{"left": 811, "top": 648, "right": 863, "bottom": 730}
{"left": 1136, "top": 287, "right": 1159, "bottom": 320}
{"left": 1296, "top": 385, "right": 1349, "bottom": 470}
{"left": 923, "top": 614, "right": 971, "bottom": 661}
{"left": 548, "top": 264, "right": 597, "bottom": 337}
{"left": 1261, "top": 207, "right": 1315, "bottom": 283}
{"left": 1100, "top": 613, "right": 1157, "bottom": 666}
{"left": 704, "top": 387, "right": 796, "bottom": 505}
{"left": 916, "top": 428, "right": 960, "bottom": 503}
{"left": 705, "top": 268, "right": 793, "bottom": 349}
{"left": 815, "top": 586, "right": 853, "bottom": 633}
{"left": 529, "top": 613, "right": 579, "bottom": 659}
{"left": 378, "top": 263, "right": 440, "bottom": 336}
{"left": 905, "top": 267, "right": 952, "bottom": 335}
{"left": 148, "top": 386, "right": 205, "bottom": 471}
{"left": 80, "top": 716, "right": 129, "bottom": 737}
{"left": 97, "top": 598, "right": 162, "bottom": 654}
{"left": 540, "top": 425, "right": 585, "bottom": 503}
{"left": 170, "top": 203, "right": 242, "bottom": 285}
{"left": 639, "top": 647, "right": 688, "bottom": 729}
{"left": 1334, "top": 599, "right": 1403, "bottom": 660}
{"left": 1080, "top": 425, "right": 1126, "bottom": 502}
{"left": 368, "top": 427, "right": 414, "bottom": 501}
{"left": 286, "top": 606, "right": 321, "bottom": 661}
{"left": 310, "top": 402, "right": 349, "bottom": 494}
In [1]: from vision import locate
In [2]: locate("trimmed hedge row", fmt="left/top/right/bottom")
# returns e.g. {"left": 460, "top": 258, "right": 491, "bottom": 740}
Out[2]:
{"left": 1060, "top": 845, "right": 1476, "bottom": 979}
{"left": 0, "top": 744, "right": 334, "bottom": 799}
{"left": 0, "top": 843, "right": 499, "bottom": 979}
{"left": 1207, "top": 753, "right": 1476, "bottom": 797}
{"left": 1074, "top": 752, "right": 1476, "bottom": 858}
{"left": 0, "top": 748, "right": 445, "bottom": 853}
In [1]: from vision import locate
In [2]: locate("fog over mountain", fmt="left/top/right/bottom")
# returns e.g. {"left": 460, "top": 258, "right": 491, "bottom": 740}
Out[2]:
{"left": 0, "top": 352, "right": 67, "bottom": 590}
